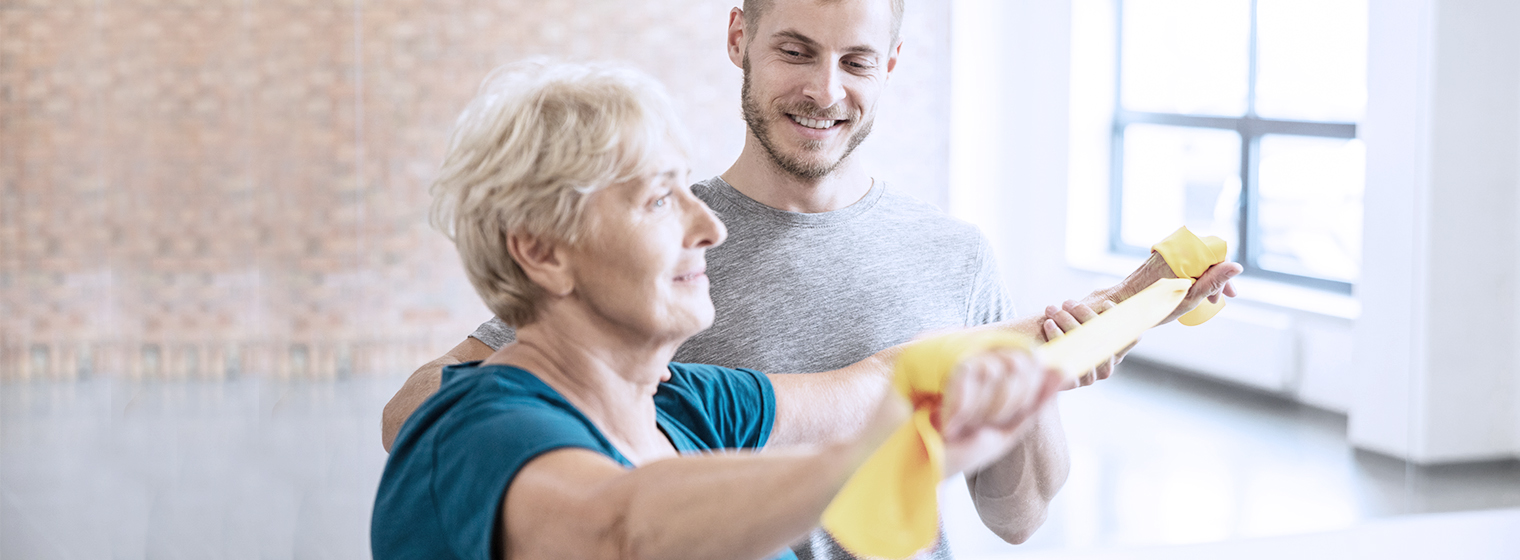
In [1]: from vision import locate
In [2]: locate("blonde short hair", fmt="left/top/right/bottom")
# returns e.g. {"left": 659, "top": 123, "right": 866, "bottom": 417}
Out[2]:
{"left": 428, "top": 60, "right": 688, "bottom": 327}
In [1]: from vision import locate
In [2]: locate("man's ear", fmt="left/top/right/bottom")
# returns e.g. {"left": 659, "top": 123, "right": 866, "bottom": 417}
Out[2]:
{"left": 885, "top": 39, "right": 902, "bottom": 77}
{"left": 727, "top": 8, "right": 747, "bottom": 68}
{"left": 506, "top": 231, "right": 573, "bottom": 297}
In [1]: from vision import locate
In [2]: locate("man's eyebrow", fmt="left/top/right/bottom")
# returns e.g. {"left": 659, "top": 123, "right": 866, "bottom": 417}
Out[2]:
{"left": 772, "top": 29, "right": 881, "bottom": 56}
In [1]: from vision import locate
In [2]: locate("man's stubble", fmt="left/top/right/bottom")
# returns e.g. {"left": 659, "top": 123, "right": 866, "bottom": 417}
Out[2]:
{"left": 740, "top": 55, "right": 876, "bottom": 180}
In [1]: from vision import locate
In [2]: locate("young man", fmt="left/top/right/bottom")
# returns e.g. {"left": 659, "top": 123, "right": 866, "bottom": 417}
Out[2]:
{"left": 382, "top": 1, "right": 1240, "bottom": 558}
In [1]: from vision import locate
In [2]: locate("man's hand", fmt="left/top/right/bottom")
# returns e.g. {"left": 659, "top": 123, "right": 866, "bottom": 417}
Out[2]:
{"left": 938, "top": 350, "right": 1063, "bottom": 477}
{"left": 381, "top": 337, "right": 495, "bottom": 451}
{"left": 1040, "top": 300, "right": 1137, "bottom": 389}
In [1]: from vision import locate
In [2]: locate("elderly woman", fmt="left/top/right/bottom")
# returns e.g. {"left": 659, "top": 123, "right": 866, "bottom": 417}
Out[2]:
{"left": 371, "top": 61, "right": 1063, "bottom": 560}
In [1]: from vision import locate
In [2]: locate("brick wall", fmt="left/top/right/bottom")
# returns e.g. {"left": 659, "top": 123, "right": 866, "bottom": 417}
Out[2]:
{"left": 0, "top": 0, "right": 950, "bottom": 380}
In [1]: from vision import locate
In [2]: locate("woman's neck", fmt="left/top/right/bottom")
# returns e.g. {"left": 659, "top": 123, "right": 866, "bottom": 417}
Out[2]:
{"left": 486, "top": 317, "right": 681, "bottom": 465}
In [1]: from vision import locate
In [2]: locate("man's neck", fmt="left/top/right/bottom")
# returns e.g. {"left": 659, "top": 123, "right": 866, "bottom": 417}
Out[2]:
{"left": 720, "top": 137, "right": 874, "bottom": 214}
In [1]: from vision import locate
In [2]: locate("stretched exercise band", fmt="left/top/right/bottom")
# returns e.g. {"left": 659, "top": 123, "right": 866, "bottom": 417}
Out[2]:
{"left": 821, "top": 228, "right": 1229, "bottom": 558}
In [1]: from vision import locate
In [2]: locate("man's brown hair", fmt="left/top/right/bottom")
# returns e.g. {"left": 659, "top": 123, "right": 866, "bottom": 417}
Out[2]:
{"left": 742, "top": 0, "right": 906, "bottom": 44}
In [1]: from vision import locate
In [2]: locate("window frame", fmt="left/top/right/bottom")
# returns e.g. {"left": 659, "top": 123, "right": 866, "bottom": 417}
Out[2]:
{"left": 1108, "top": 0, "right": 1360, "bottom": 294}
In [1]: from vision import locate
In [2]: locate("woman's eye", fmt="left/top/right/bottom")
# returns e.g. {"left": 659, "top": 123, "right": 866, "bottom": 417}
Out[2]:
{"left": 653, "top": 196, "right": 669, "bottom": 208}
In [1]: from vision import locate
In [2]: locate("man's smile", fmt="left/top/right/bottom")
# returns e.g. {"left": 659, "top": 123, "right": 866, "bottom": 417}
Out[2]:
{"left": 788, "top": 114, "right": 844, "bottom": 130}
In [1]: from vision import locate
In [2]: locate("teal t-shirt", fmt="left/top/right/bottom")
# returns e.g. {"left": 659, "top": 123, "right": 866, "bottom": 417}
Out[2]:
{"left": 371, "top": 361, "right": 792, "bottom": 560}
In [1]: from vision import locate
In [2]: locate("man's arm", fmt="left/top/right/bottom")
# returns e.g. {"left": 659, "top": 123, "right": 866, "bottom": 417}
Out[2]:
{"left": 962, "top": 254, "right": 1242, "bottom": 543}
{"left": 380, "top": 337, "right": 494, "bottom": 451}
{"left": 962, "top": 405, "right": 1068, "bottom": 543}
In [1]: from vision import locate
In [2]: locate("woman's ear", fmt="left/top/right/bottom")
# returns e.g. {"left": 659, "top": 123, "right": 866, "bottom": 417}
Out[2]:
{"left": 507, "top": 231, "right": 573, "bottom": 297}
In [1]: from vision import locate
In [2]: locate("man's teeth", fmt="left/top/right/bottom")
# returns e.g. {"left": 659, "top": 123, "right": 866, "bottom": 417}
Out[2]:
{"left": 790, "top": 115, "right": 837, "bottom": 129}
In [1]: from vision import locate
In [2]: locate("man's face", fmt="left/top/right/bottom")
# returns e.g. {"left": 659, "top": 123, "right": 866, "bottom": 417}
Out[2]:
{"left": 738, "top": 0, "right": 898, "bottom": 180}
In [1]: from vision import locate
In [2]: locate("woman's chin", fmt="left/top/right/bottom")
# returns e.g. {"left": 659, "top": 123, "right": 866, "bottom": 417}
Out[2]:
{"left": 666, "top": 305, "right": 716, "bottom": 342}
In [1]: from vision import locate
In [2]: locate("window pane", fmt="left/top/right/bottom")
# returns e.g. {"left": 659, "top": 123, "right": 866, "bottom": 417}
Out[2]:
{"left": 1255, "top": 0, "right": 1368, "bottom": 122}
{"left": 1120, "top": 0, "right": 1251, "bottom": 117}
{"left": 1120, "top": 124, "right": 1242, "bottom": 253}
{"left": 1256, "top": 135, "right": 1365, "bottom": 282}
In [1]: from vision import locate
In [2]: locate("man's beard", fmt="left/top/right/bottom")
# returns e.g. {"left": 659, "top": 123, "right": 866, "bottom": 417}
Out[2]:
{"left": 741, "top": 56, "right": 875, "bottom": 180}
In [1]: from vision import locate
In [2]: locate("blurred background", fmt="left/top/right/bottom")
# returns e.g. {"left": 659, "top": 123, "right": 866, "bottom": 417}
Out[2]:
{"left": 2, "top": 0, "right": 1517, "bottom": 559}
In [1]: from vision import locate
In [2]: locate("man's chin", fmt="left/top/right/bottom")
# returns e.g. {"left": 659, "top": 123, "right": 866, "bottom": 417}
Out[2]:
{"left": 777, "top": 153, "right": 846, "bottom": 179}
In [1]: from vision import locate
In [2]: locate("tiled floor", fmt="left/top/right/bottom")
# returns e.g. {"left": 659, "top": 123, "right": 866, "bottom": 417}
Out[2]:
{"left": 2, "top": 361, "right": 1517, "bottom": 559}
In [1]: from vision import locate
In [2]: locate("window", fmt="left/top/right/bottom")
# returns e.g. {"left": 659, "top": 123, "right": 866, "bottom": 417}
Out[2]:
{"left": 1109, "top": 0, "right": 1367, "bottom": 292}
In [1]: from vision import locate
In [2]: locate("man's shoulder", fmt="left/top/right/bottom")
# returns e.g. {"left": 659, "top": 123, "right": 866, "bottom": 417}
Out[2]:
{"left": 867, "top": 185, "right": 987, "bottom": 242}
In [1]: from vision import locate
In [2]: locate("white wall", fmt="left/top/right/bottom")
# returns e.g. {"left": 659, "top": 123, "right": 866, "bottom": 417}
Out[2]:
{"left": 951, "top": 0, "right": 1520, "bottom": 464}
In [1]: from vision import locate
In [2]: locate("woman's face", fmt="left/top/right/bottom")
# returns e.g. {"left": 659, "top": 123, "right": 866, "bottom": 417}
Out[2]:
{"left": 562, "top": 143, "right": 727, "bottom": 345}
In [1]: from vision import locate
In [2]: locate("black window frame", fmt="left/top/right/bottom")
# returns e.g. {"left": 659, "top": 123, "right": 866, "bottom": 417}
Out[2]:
{"left": 1109, "top": 0, "right": 1359, "bottom": 294}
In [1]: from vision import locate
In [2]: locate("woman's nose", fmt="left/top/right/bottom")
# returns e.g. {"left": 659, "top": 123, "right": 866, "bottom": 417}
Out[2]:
{"left": 685, "top": 196, "right": 727, "bottom": 249}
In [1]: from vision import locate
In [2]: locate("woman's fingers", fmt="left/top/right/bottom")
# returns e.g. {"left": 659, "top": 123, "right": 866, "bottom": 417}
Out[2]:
{"left": 944, "top": 349, "right": 1051, "bottom": 439}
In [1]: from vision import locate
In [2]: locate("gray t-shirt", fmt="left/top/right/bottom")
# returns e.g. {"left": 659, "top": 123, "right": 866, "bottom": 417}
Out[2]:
{"left": 469, "top": 176, "right": 1014, "bottom": 559}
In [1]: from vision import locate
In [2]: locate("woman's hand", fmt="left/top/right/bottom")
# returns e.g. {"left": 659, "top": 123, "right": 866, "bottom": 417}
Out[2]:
{"left": 937, "top": 350, "right": 1063, "bottom": 476}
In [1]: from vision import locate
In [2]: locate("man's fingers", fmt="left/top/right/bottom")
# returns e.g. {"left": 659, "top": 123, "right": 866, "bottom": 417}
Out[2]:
{"left": 1063, "top": 300, "right": 1100, "bottom": 323}
{"left": 1048, "top": 306, "right": 1081, "bottom": 333}
{"left": 1222, "top": 281, "right": 1237, "bottom": 298}
{"left": 1042, "top": 319, "right": 1062, "bottom": 342}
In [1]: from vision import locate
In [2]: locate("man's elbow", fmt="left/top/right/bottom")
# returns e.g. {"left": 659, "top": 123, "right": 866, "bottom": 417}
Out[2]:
{"left": 973, "top": 493, "right": 1051, "bottom": 545}
{"left": 986, "top": 505, "right": 1048, "bottom": 545}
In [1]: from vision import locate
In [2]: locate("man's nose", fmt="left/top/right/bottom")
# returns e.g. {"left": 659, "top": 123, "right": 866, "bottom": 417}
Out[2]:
{"left": 801, "top": 61, "right": 847, "bottom": 110}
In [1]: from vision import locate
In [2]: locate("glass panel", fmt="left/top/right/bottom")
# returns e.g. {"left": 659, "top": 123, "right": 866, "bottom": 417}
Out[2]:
{"left": 1256, "top": 135, "right": 1365, "bottom": 282}
{"left": 1120, "top": 0, "right": 1251, "bottom": 117}
{"left": 1255, "top": 0, "right": 1368, "bottom": 122}
{"left": 1120, "top": 124, "right": 1242, "bottom": 252}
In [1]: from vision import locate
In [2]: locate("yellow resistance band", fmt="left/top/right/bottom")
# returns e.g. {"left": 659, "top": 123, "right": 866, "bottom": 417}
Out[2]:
{"left": 820, "top": 330, "right": 1032, "bottom": 559}
{"left": 822, "top": 227, "right": 1228, "bottom": 558}
{"left": 1151, "top": 226, "right": 1228, "bottom": 326}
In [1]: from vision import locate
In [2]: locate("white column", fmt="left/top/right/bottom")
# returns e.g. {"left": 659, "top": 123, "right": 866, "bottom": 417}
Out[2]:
{"left": 1352, "top": 0, "right": 1520, "bottom": 464}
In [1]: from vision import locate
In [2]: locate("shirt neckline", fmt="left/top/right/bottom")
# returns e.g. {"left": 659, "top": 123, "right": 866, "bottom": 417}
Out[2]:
{"left": 462, "top": 362, "right": 693, "bottom": 466}
{"left": 699, "top": 176, "right": 886, "bottom": 228}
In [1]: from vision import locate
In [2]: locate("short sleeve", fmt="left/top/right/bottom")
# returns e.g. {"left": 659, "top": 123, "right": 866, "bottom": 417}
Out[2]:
{"left": 658, "top": 363, "right": 776, "bottom": 450}
{"left": 966, "top": 235, "right": 1015, "bottom": 326}
{"left": 469, "top": 317, "right": 517, "bottom": 350}
{"left": 429, "top": 402, "right": 608, "bottom": 560}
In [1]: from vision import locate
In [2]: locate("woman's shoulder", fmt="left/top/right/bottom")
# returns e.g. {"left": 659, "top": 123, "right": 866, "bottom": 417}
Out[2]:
{"left": 658, "top": 363, "right": 775, "bottom": 450}
{"left": 411, "top": 362, "right": 594, "bottom": 447}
